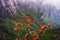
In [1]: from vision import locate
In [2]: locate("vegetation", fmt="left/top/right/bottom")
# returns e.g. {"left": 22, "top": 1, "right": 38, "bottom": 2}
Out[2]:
{"left": 0, "top": 6, "right": 60, "bottom": 40}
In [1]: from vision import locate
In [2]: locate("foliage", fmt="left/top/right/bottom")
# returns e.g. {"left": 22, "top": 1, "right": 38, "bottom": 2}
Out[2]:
{"left": 0, "top": 6, "right": 60, "bottom": 40}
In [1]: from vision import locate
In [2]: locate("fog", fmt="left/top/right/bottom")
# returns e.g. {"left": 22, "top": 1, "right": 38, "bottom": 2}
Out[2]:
{"left": 17, "top": 0, "right": 60, "bottom": 9}
{"left": 17, "top": 0, "right": 60, "bottom": 25}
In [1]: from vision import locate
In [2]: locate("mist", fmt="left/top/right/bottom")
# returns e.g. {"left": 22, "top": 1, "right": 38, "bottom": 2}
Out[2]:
{"left": 17, "top": 0, "right": 60, "bottom": 25}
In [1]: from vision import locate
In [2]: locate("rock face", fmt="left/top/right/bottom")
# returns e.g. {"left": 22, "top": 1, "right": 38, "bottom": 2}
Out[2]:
{"left": 43, "top": 4, "right": 60, "bottom": 25}
{"left": 0, "top": 0, "right": 18, "bottom": 17}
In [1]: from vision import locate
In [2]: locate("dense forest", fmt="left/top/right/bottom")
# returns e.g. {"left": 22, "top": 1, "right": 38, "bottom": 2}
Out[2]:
{"left": 0, "top": 0, "right": 60, "bottom": 40}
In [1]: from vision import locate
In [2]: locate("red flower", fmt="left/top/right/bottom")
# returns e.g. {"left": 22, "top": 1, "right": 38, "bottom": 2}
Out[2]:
{"left": 39, "top": 25, "right": 46, "bottom": 33}
{"left": 31, "top": 34, "right": 36, "bottom": 40}
{"left": 39, "top": 24, "right": 51, "bottom": 33}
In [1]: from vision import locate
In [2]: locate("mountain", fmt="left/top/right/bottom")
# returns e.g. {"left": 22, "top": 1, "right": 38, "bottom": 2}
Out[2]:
{"left": 43, "top": 3, "right": 60, "bottom": 25}
{"left": 1, "top": 0, "right": 60, "bottom": 25}
{"left": 17, "top": 0, "right": 45, "bottom": 20}
{"left": 0, "top": 0, "right": 18, "bottom": 18}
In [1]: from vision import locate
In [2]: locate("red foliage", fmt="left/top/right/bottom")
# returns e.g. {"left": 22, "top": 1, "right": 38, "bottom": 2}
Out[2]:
{"left": 31, "top": 34, "right": 36, "bottom": 40}
{"left": 16, "top": 23, "right": 23, "bottom": 27}
{"left": 13, "top": 21, "right": 23, "bottom": 30}
{"left": 24, "top": 37, "right": 27, "bottom": 40}
{"left": 20, "top": 16, "right": 30, "bottom": 21}
{"left": 25, "top": 19, "right": 33, "bottom": 23}
{"left": 39, "top": 24, "right": 51, "bottom": 33}
{"left": 13, "top": 21, "right": 18, "bottom": 24}
{"left": 14, "top": 27, "right": 18, "bottom": 31}
{"left": 21, "top": 16, "right": 25, "bottom": 21}
{"left": 25, "top": 24, "right": 31, "bottom": 30}
{"left": 46, "top": 24, "right": 51, "bottom": 28}
{"left": 39, "top": 25, "right": 46, "bottom": 33}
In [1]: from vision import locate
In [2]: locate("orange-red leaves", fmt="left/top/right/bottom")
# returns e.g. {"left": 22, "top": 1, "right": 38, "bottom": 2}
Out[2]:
{"left": 31, "top": 34, "right": 36, "bottom": 40}
{"left": 39, "top": 24, "right": 51, "bottom": 33}
{"left": 46, "top": 24, "right": 51, "bottom": 28}
{"left": 25, "top": 24, "right": 31, "bottom": 30}
{"left": 20, "top": 16, "right": 30, "bottom": 21}
{"left": 14, "top": 27, "right": 18, "bottom": 30}
{"left": 16, "top": 23, "right": 23, "bottom": 27}
{"left": 39, "top": 25, "right": 46, "bottom": 33}
{"left": 25, "top": 19, "right": 33, "bottom": 23}
{"left": 13, "top": 21, "right": 23, "bottom": 30}
{"left": 21, "top": 16, "right": 25, "bottom": 21}
{"left": 20, "top": 16, "right": 33, "bottom": 23}
{"left": 13, "top": 21, "right": 17, "bottom": 24}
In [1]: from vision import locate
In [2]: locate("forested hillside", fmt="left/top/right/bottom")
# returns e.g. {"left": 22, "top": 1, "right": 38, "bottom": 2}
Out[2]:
{"left": 0, "top": 0, "right": 60, "bottom": 40}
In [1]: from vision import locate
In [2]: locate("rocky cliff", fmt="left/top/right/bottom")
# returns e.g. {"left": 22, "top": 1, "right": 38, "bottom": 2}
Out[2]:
{"left": 0, "top": 0, "right": 18, "bottom": 18}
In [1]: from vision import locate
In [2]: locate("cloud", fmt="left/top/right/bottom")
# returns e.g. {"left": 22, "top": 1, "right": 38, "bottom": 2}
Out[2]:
{"left": 44, "top": 0, "right": 60, "bottom": 9}
{"left": 17, "top": 0, "right": 60, "bottom": 9}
